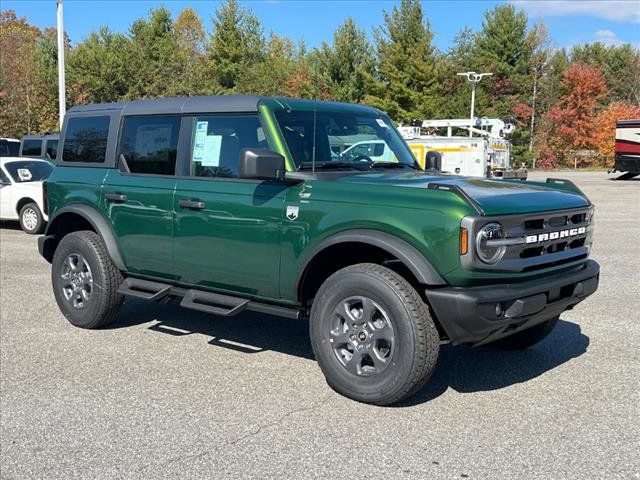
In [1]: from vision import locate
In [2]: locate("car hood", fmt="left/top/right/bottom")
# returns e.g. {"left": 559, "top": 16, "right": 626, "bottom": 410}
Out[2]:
{"left": 338, "top": 172, "right": 590, "bottom": 215}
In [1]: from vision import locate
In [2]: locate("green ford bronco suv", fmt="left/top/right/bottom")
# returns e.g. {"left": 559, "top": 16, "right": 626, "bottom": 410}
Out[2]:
{"left": 39, "top": 96, "right": 599, "bottom": 405}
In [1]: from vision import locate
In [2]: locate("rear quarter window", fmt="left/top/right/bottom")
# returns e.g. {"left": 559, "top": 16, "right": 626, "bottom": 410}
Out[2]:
{"left": 62, "top": 116, "right": 111, "bottom": 163}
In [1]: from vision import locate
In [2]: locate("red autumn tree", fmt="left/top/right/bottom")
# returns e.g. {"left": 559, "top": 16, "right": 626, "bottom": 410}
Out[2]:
{"left": 594, "top": 102, "right": 640, "bottom": 167}
{"left": 543, "top": 63, "right": 608, "bottom": 165}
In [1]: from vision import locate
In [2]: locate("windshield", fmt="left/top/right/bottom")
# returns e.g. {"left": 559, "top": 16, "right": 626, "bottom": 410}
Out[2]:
{"left": 4, "top": 160, "right": 53, "bottom": 183}
{"left": 274, "top": 109, "right": 418, "bottom": 170}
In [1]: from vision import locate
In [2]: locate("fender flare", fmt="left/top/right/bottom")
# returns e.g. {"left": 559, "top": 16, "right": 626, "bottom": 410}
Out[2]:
{"left": 297, "top": 229, "right": 446, "bottom": 297}
{"left": 44, "top": 204, "right": 126, "bottom": 270}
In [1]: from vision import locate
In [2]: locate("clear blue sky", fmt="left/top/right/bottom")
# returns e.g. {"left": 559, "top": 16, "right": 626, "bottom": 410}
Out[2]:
{"left": 3, "top": 0, "right": 640, "bottom": 51}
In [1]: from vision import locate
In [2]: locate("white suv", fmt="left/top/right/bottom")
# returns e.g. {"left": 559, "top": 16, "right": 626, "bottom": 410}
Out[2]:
{"left": 0, "top": 157, "right": 52, "bottom": 234}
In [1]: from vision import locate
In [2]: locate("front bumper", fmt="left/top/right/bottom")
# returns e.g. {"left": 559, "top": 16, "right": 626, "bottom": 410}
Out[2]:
{"left": 425, "top": 259, "right": 599, "bottom": 346}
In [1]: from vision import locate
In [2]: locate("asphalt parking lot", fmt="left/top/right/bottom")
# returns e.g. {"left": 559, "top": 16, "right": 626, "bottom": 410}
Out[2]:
{"left": 1, "top": 171, "right": 638, "bottom": 479}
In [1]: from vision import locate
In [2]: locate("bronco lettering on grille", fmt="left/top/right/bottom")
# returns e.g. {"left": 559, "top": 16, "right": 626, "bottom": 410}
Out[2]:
{"left": 525, "top": 227, "right": 586, "bottom": 244}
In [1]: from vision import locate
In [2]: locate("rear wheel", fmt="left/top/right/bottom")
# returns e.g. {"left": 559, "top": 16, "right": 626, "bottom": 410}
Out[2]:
{"left": 51, "top": 231, "right": 123, "bottom": 329}
{"left": 310, "top": 263, "right": 439, "bottom": 405}
{"left": 492, "top": 316, "right": 559, "bottom": 350}
{"left": 19, "top": 202, "right": 44, "bottom": 234}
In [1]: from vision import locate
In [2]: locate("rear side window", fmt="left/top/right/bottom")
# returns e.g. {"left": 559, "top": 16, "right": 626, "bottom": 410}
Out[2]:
{"left": 21, "top": 139, "right": 43, "bottom": 157}
{"left": 62, "top": 116, "right": 110, "bottom": 163}
{"left": 119, "top": 115, "right": 180, "bottom": 175}
{"left": 46, "top": 140, "right": 58, "bottom": 160}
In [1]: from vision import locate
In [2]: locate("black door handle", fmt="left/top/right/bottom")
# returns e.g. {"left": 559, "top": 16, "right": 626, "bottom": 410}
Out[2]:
{"left": 105, "top": 193, "right": 127, "bottom": 203}
{"left": 179, "top": 199, "right": 206, "bottom": 210}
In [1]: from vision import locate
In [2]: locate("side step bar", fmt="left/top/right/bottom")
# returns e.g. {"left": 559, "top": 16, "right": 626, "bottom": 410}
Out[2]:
{"left": 118, "top": 278, "right": 172, "bottom": 301}
{"left": 180, "top": 290, "right": 248, "bottom": 317}
{"left": 118, "top": 277, "right": 302, "bottom": 320}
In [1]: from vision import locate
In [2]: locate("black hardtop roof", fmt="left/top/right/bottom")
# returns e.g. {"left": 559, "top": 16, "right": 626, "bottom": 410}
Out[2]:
{"left": 67, "top": 95, "right": 380, "bottom": 116}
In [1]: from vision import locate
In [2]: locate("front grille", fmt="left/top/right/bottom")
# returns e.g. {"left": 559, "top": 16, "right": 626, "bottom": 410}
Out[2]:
{"left": 461, "top": 207, "right": 594, "bottom": 272}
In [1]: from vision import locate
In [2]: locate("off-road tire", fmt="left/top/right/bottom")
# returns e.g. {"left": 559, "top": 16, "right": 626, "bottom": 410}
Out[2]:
{"left": 492, "top": 316, "right": 559, "bottom": 350}
{"left": 19, "top": 202, "right": 44, "bottom": 234}
{"left": 310, "top": 263, "right": 439, "bottom": 405}
{"left": 51, "top": 231, "right": 123, "bottom": 329}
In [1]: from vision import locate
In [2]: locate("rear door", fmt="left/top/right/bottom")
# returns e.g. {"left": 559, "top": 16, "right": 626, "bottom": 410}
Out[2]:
{"left": 0, "top": 167, "right": 14, "bottom": 218}
{"left": 103, "top": 115, "right": 181, "bottom": 281}
{"left": 173, "top": 113, "right": 286, "bottom": 299}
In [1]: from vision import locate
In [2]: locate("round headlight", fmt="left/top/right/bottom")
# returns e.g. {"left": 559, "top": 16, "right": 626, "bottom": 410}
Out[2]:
{"left": 476, "top": 222, "right": 506, "bottom": 264}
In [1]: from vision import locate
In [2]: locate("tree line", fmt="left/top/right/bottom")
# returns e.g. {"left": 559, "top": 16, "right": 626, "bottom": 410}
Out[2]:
{"left": 1, "top": 0, "right": 639, "bottom": 168}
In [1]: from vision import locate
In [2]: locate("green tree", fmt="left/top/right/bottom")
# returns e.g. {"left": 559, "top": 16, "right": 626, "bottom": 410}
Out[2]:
{"left": 207, "top": 0, "right": 264, "bottom": 92}
{"left": 0, "top": 10, "right": 42, "bottom": 136}
{"left": 126, "top": 7, "right": 185, "bottom": 98}
{"left": 315, "top": 18, "right": 374, "bottom": 103}
{"left": 66, "top": 27, "right": 131, "bottom": 104}
{"left": 364, "top": 0, "right": 441, "bottom": 122}
{"left": 175, "top": 7, "right": 207, "bottom": 94}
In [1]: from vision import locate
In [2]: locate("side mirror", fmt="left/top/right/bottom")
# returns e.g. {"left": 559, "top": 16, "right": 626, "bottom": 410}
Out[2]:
{"left": 239, "top": 148, "right": 286, "bottom": 180}
{"left": 425, "top": 151, "right": 442, "bottom": 171}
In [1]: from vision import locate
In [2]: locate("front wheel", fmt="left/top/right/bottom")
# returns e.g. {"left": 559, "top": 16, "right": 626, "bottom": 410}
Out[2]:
{"left": 491, "top": 316, "right": 559, "bottom": 350}
{"left": 310, "top": 263, "right": 439, "bottom": 405}
{"left": 19, "top": 202, "right": 44, "bottom": 234}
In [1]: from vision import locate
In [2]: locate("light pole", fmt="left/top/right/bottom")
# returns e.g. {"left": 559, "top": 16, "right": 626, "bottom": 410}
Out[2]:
{"left": 457, "top": 72, "right": 492, "bottom": 137}
{"left": 57, "top": 0, "right": 66, "bottom": 129}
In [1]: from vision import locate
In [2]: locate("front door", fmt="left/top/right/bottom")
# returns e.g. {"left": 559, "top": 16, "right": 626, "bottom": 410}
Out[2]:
{"left": 103, "top": 114, "right": 181, "bottom": 281}
{"left": 173, "top": 114, "right": 287, "bottom": 300}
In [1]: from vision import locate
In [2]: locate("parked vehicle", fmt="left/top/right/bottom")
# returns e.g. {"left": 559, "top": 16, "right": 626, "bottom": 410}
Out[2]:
{"left": 0, "top": 138, "right": 20, "bottom": 157}
{"left": 610, "top": 119, "right": 640, "bottom": 180}
{"left": 399, "top": 118, "right": 527, "bottom": 180}
{"left": 39, "top": 96, "right": 599, "bottom": 405}
{"left": 19, "top": 133, "right": 60, "bottom": 162}
{"left": 0, "top": 157, "right": 52, "bottom": 234}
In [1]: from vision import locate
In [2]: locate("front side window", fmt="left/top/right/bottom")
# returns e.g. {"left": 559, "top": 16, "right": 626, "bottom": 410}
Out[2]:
{"left": 62, "top": 116, "right": 110, "bottom": 163}
{"left": 119, "top": 115, "right": 180, "bottom": 175}
{"left": 0, "top": 168, "right": 11, "bottom": 184}
{"left": 46, "top": 139, "right": 58, "bottom": 160}
{"left": 274, "top": 109, "right": 418, "bottom": 171}
{"left": 21, "top": 139, "right": 43, "bottom": 157}
{"left": 3, "top": 161, "right": 53, "bottom": 183}
{"left": 189, "top": 115, "right": 267, "bottom": 178}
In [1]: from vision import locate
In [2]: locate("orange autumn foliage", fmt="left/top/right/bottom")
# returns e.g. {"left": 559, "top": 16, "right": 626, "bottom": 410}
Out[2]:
{"left": 594, "top": 102, "right": 640, "bottom": 167}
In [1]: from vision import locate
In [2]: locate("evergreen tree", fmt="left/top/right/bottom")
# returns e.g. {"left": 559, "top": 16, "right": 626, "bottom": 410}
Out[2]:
{"left": 207, "top": 0, "right": 264, "bottom": 92}
{"left": 126, "top": 7, "right": 185, "bottom": 99}
{"left": 315, "top": 18, "right": 374, "bottom": 103}
{"left": 364, "top": 0, "right": 441, "bottom": 122}
{"left": 67, "top": 27, "right": 131, "bottom": 104}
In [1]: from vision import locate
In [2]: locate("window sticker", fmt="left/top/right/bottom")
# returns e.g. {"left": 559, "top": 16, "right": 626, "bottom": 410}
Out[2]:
{"left": 193, "top": 121, "right": 208, "bottom": 162}
{"left": 201, "top": 135, "right": 222, "bottom": 167}
{"left": 17, "top": 168, "right": 32, "bottom": 181}
{"left": 376, "top": 118, "right": 388, "bottom": 128}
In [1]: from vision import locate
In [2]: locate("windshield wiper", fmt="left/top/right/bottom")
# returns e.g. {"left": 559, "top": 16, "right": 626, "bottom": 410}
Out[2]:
{"left": 299, "top": 162, "right": 368, "bottom": 171}
{"left": 370, "top": 162, "right": 419, "bottom": 170}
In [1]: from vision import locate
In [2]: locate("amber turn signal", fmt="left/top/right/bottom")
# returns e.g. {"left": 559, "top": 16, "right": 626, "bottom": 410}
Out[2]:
{"left": 460, "top": 227, "right": 468, "bottom": 255}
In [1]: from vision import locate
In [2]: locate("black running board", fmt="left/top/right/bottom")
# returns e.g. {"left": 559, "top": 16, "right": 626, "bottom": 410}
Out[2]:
{"left": 118, "top": 277, "right": 302, "bottom": 319}
{"left": 180, "top": 290, "right": 248, "bottom": 317}
{"left": 118, "top": 278, "right": 172, "bottom": 301}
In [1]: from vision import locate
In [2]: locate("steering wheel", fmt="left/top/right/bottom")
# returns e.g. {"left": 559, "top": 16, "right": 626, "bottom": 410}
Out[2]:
{"left": 351, "top": 155, "right": 373, "bottom": 164}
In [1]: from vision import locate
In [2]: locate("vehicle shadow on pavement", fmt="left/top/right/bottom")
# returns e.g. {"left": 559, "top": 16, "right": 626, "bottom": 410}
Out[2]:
{"left": 0, "top": 220, "right": 22, "bottom": 231}
{"left": 399, "top": 319, "right": 589, "bottom": 406}
{"left": 111, "top": 298, "right": 315, "bottom": 360}
{"left": 110, "top": 303, "right": 588, "bottom": 406}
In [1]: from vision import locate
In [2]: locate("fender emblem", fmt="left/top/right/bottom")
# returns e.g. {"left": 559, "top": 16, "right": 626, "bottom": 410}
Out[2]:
{"left": 286, "top": 206, "right": 299, "bottom": 221}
